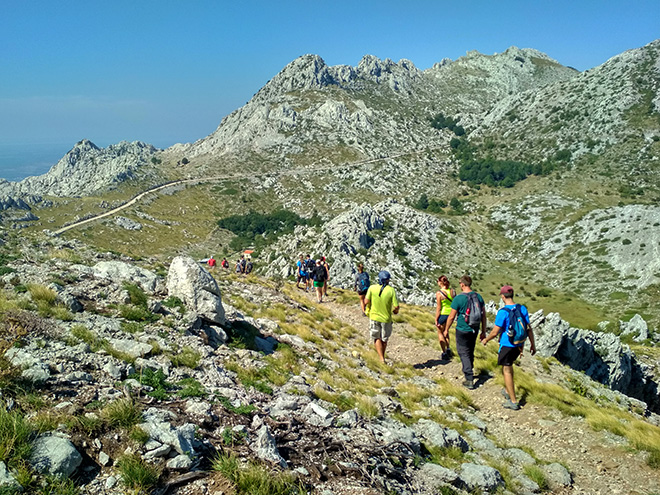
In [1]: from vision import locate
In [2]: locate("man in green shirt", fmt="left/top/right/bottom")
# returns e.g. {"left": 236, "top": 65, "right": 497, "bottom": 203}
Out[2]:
{"left": 365, "top": 270, "right": 400, "bottom": 364}
{"left": 445, "top": 275, "right": 486, "bottom": 389}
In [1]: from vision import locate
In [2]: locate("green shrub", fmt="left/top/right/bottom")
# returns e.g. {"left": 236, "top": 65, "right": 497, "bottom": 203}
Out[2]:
{"left": 178, "top": 378, "right": 206, "bottom": 398}
{"left": 169, "top": 346, "right": 201, "bottom": 369}
{"left": 0, "top": 409, "right": 34, "bottom": 467}
{"left": 211, "top": 452, "right": 303, "bottom": 495}
{"left": 523, "top": 464, "right": 549, "bottom": 490}
{"left": 102, "top": 400, "right": 142, "bottom": 429}
{"left": 119, "top": 304, "right": 158, "bottom": 322}
{"left": 116, "top": 454, "right": 160, "bottom": 492}
{"left": 122, "top": 282, "right": 148, "bottom": 308}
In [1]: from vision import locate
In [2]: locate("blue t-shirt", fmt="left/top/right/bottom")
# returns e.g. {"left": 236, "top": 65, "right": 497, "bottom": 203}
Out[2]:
{"left": 494, "top": 304, "right": 530, "bottom": 348}
{"left": 297, "top": 260, "right": 306, "bottom": 276}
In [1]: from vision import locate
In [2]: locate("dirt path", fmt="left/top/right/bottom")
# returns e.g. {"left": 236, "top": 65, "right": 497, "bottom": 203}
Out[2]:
{"left": 312, "top": 290, "right": 660, "bottom": 495}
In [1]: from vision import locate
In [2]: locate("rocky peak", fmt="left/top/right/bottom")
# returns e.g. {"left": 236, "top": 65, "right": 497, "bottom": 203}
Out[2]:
{"left": 0, "top": 140, "right": 157, "bottom": 201}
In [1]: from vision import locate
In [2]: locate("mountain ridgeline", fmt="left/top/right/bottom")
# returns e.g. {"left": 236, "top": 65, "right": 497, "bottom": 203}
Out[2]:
{"left": 4, "top": 39, "right": 660, "bottom": 326}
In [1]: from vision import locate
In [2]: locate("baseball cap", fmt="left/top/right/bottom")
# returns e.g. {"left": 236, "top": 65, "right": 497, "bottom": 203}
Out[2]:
{"left": 500, "top": 285, "right": 514, "bottom": 294}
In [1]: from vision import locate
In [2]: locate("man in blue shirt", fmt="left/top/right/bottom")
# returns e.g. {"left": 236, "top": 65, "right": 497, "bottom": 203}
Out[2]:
{"left": 481, "top": 285, "right": 536, "bottom": 410}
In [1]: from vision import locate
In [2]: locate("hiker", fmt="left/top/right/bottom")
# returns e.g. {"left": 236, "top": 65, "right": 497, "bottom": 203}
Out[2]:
{"left": 321, "top": 256, "right": 330, "bottom": 297}
{"left": 365, "top": 270, "right": 399, "bottom": 364}
{"left": 221, "top": 258, "right": 229, "bottom": 269}
{"left": 234, "top": 259, "right": 242, "bottom": 274}
{"left": 207, "top": 256, "right": 216, "bottom": 268}
{"left": 296, "top": 254, "right": 306, "bottom": 289}
{"left": 305, "top": 254, "right": 315, "bottom": 291}
{"left": 435, "top": 275, "right": 456, "bottom": 361}
{"left": 312, "top": 259, "right": 327, "bottom": 303}
{"left": 481, "top": 285, "right": 536, "bottom": 410}
{"left": 245, "top": 258, "right": 254, "bottom": 275}
{"left": 239, "top": 255, "right": 247, "bottom": 274}
{"left": 354, "top": 263, "right": 370, "bottom": 315}
{"left": 445, "top": 275, "right": 486, "bottom": 389}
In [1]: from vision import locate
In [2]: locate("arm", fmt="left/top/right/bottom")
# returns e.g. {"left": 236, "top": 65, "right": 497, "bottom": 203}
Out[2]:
{"left": 445, "top": 308, "right": 457, "bottom": 331}
{"left": 480, "top": 310, "right": 487, "bottom": 339}
{"left": 482, "top": 325, "right": 501, "bottom": 345}
{"left": 527, "top": 326, "right": 537, "bottom": 355}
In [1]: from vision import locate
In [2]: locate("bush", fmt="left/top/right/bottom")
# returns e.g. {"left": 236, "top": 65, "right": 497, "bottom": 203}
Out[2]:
{"left": 535, "top": 288, "right": 553, "bottom": 297}
{"left": 0, "top": 408, "right": 34, "bottom": 467}
{"left": 102, "top": 400, "right": 142, "bottom": 429}
{"left": 122, "top": 282, "right": 148, "bottom": 308}
{"left": 117, "top": 454, "right": 160, "bottom": 492}
{"left": 211, "top": 452, "right": 303, "bottom": 495}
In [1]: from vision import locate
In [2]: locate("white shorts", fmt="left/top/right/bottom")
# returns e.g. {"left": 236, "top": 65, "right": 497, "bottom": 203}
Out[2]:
{"left": 370, "top": 320, "right": 393, "bottom": 342}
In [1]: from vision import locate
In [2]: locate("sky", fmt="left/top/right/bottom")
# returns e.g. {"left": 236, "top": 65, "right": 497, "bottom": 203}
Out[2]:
{"left": 1, "top": 0, "right": 658, "bottom": 151}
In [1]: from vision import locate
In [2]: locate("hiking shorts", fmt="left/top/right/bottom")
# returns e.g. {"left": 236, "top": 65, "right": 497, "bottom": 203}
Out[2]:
{"left": 498, "top": 346, "right": 521, "bottom": 366}
{"left": 357, "top": 289, "right": 368, "bottom": 296}
{"left": 370, "top": 320, "right": 393, "bottom": 342}
{"left": 313, "top": 281, "right": 324, "bottom": 288}
{"left": 436, "top": 315, "right": 449, "bottom": 326}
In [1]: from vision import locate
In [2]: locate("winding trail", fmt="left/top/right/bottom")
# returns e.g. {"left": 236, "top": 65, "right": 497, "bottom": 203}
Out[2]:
{"left": 52, "top": 151, "right": 419, "bottom": 235}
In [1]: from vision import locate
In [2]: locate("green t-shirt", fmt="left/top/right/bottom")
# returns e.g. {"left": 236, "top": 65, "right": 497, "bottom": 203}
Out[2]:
{"left": 365, "top": 284, "right": 399, "bottom": 323}
{"left": 451, "top": 291, "right": 485, "bottom": 332}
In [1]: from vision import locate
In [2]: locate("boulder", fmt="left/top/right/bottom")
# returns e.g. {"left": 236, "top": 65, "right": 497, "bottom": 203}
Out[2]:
{"left": 167, "top": 256, "right": 225, "bottom": 325}
{"left": 251, "top": 425, "right": 287, "bottom": 468}
{"left": 30, "top": 435, "right": 82, "bottom": 478}
{"left": 414, "top": 419, "right": 469, "bottom": 452}
{"left": 93, "top": 260, "right": 158, "bottom": 294}
{"left": 458, "top": 463, "right": 504, "bottom": 493}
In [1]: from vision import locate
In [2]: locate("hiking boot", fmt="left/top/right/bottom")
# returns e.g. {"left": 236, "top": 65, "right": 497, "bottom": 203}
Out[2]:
{"left": 501, "top": 388, "right": 510, "bottom": 400}
{"left": 462, "top": 379, "right": 475, "bottom": 390}
{"left": 503, "top": 399, "right": 521, "bottom": 410}
{"left": 441, "top": 351, "right": 448, "bottom": 361}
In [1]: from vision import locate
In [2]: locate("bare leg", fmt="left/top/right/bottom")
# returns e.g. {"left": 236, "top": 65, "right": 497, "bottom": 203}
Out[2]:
{"left": 359, "top": 294, "right": 366, "bottom": 314}
{"left": 374, "top": 339, "right": 388, "bottom": 363}
{"left": 503, "top": 365, "right": 517, "bottom": 403}
{"left": 436, "top": 326, "right": 448, "bottom": 352}
{"left": 316, "top": 286, "right": 323, "bottom": 303}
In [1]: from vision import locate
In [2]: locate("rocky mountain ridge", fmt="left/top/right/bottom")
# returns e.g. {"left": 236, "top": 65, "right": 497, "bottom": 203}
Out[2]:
{"left": 0, "top": 139, "right": 157, "bottom": 209}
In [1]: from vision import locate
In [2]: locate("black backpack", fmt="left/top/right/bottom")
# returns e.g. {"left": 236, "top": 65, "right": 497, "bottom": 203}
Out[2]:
{"left": 306, "top": 259, "right": 316, "bottom": 271}
{"left": 313, "top": 265, "right": 327, "bottom": 282}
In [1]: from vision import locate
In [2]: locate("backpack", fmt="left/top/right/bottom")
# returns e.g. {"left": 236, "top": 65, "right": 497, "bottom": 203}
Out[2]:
{"left": 306, "top": 259, "right": 316, "bottom": 271}
{"left": 357, "top": 272, "right": 370, "bottom": 292}
{"left": 245, "top": 261, "right": 253, "bottom": 274}
{"left": 313, "top": 265, "right": 327, "bottom": 283}
{"left": 501, "top": 304, "right": 528, "bottom": 345}
{"left": 464, "top": 292, "right": 483, "bottom": 328}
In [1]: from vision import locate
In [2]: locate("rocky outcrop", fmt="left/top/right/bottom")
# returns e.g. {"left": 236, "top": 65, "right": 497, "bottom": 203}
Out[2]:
{"left": 0, "top": 139, "right": 156, "bottom": 210}
{"left": 532, "top": 310, "right": 660, "bottom": 412}
{"left": 166, "top": 256, "right": 225, "bottom": 325}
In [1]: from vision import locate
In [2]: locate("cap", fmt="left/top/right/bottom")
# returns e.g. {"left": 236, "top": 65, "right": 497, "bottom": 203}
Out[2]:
{"left": 378, "top": 270, "right": 391, "bottom": 283}
{"left": 500, "top": 285, "right": 514, "bottom": 295}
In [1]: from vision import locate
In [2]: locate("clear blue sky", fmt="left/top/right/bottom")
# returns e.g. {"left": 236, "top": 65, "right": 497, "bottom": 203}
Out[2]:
{"left": 1, "top": 0, "right": 658, "bottom": 149}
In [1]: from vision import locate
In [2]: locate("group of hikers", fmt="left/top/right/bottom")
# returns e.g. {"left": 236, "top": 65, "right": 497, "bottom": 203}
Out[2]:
{"left": 296, "top": 254, "right": 331, "bottom": 303}
{"left": 355, "top": 269, "right": 536, "bottom": 411}
{"left": 204, "top": 255, "right": 253, "bottom": 274}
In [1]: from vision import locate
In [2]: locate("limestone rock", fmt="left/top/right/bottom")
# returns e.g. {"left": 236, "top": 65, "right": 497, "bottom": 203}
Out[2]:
{"left": 167, "top": 256, "right": 225, "bottom": 325}
{"left": 30, "top": 435, "right": 82, "bottom": 478}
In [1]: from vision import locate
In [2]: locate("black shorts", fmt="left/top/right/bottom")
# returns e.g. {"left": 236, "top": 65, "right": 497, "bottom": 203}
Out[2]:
{"left": 357, "top": 289, "right": 368, "bottom": 296}
{"left": 498, "top": 346, "right": 521, "bottom": 366}
{"left": 436, "top": 315, "right": 449, "bottom": 326}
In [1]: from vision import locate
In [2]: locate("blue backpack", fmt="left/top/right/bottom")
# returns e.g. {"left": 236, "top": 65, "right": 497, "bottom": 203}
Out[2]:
{"left": 357, "top": 272, "right": 370, "bottom": 292}
{"left": 501, "top": 304, "right": 528, "bottom": 345}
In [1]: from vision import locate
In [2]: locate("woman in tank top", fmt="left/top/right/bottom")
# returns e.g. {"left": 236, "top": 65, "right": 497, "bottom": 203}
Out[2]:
{"left": 435, "top": 275, "right": 456, "bottom": 361}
